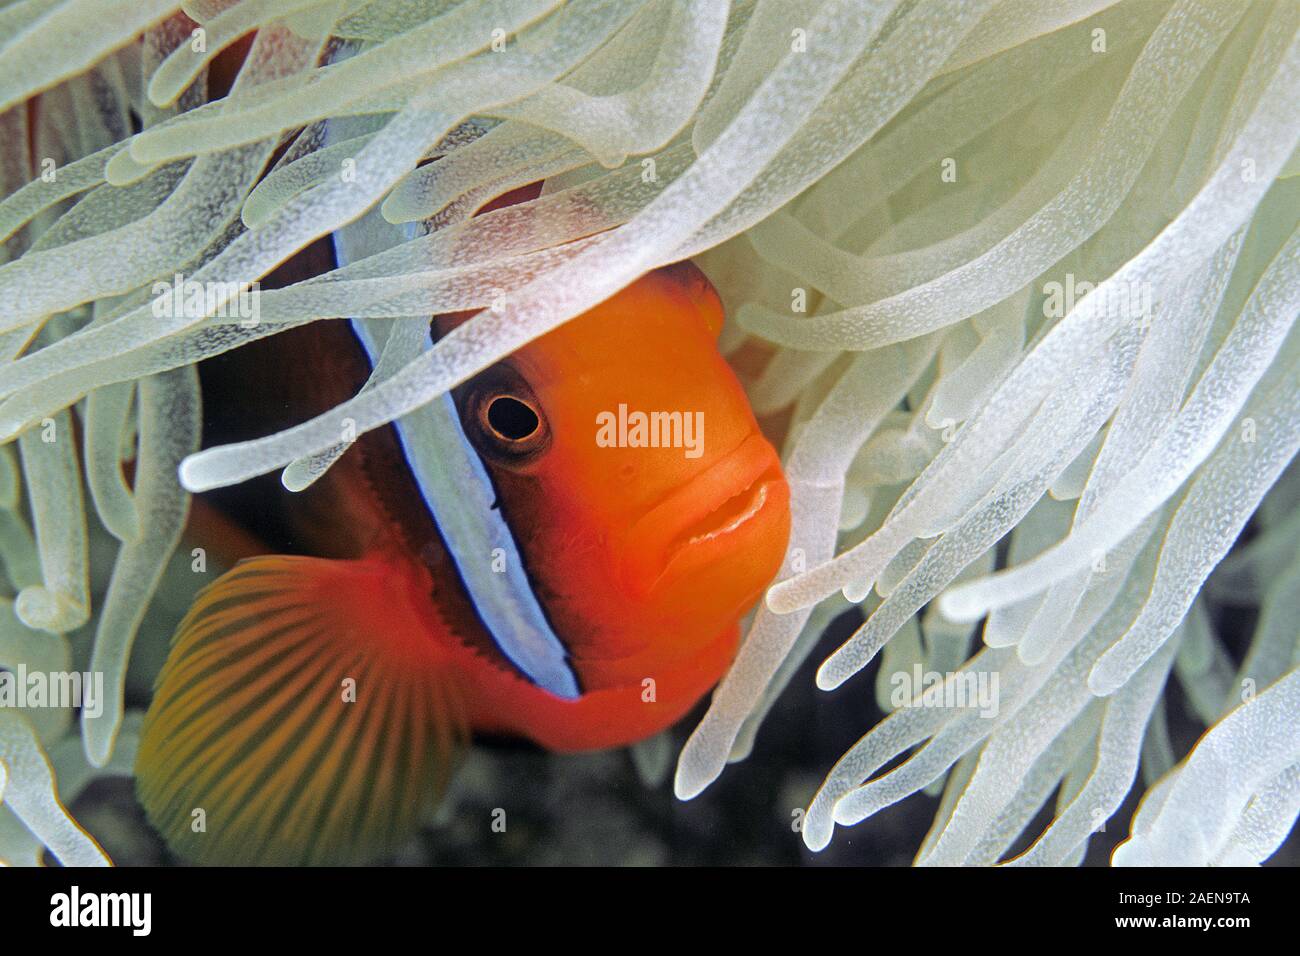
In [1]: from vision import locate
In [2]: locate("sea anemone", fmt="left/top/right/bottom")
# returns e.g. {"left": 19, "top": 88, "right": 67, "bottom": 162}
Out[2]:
{"left": 0, "top": 0, "right": 1296, "bottom": 866}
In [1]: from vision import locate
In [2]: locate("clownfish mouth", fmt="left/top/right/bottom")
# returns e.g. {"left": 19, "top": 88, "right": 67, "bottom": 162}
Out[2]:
{"left": 622, "top": 432, "right": 787, "bottom": 596}
{"left": 674, "top": 473, "right": 773, "bottom": 550}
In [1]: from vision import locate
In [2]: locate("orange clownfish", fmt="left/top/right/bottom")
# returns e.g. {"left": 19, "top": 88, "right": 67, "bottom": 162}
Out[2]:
{"left": 135, "top": 209, "right": 791, "bottom": 863}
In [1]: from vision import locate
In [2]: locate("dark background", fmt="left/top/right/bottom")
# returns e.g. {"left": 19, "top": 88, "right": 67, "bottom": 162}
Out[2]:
{"left": 71, "top": 596, "right": 1298, "bottom": 867}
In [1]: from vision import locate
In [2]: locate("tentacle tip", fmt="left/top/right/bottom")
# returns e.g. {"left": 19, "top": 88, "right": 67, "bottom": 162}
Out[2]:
{"left": 79, "top": 720, "right": 116, "bottom": 771}
{"left": 727, "top": 739, "right": 754, "bottom": 763}
{"left": 936, "top": 589, "right": 983, "bottom": 623}
{"left": 841, "top": 582, "right": 871, "bottom": 603}
{"left": 764, "top": 584, "right": 800, "bottom": 614}
{"left": 125, "top": 134, "right": 154, "bottom": 163}
{"left": 1085, "top": 660, "right": 1124, "bottom": 698}
{"left": 814, "top": 665, "right": 843, "bottom": 692}
{"left": 280, "top": 469, "right": 308, "bottom": 493}
{"left": 801, "top": 821, "right": 832, "bottom": 852}
{"left": 177, "top": 456, "right": 212, "bottom": 493}
{"left": 85, "top": 740, "right": 114, "bottom": 771}
{"left": 14, "top": 586, "right": 84, "bottom": 634}
{"left": 672, "top": 765, "right": 712, "bottom": 801}
{"left": 144, "top": 76, "right": 179, "bottom": 111}
{"left": 831, "top": 800, "right": 864, "bottom": 827}
{"left": 106, "top": 143, "right": 155, "bottom": 187}
{"left": 1110, "top": 837, "right": 1147, "bottom": 866}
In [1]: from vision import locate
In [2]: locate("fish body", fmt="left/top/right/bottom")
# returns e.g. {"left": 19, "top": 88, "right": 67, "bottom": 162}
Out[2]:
{"left": 136, "top": 231, "right": 791, "bottom": 863}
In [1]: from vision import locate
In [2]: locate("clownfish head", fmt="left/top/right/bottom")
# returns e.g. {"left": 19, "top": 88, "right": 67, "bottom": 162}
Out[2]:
{"left": 449, "top": 261, "right": 791, "bottom": 688}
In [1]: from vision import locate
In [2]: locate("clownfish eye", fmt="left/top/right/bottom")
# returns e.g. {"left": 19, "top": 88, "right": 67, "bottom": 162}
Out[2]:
{"left": 460, "top": 367, "right": 551, "bottom": 466}
{"left": 485, "top": 395, "right": 541, "bottom": 442}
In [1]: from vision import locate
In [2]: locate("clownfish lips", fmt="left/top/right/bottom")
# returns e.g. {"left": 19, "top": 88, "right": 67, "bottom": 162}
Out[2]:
{"left": 621, "top": 431, "right": 788, "bottom": 598}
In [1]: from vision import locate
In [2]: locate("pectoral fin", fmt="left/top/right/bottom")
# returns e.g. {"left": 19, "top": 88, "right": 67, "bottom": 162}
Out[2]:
{"left": 136, "top": 554, "right": 466, "bottom": 865}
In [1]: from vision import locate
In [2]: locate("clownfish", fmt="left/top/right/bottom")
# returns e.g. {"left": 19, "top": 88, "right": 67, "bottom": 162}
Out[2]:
{"left": 134, "top": 205, "right": 792, "bottom": 863}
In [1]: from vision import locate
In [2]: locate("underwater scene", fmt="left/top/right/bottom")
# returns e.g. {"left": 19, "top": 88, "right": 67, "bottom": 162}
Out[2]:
{"left": 0, "top": 0, "right": 1297, "bottom": 882}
